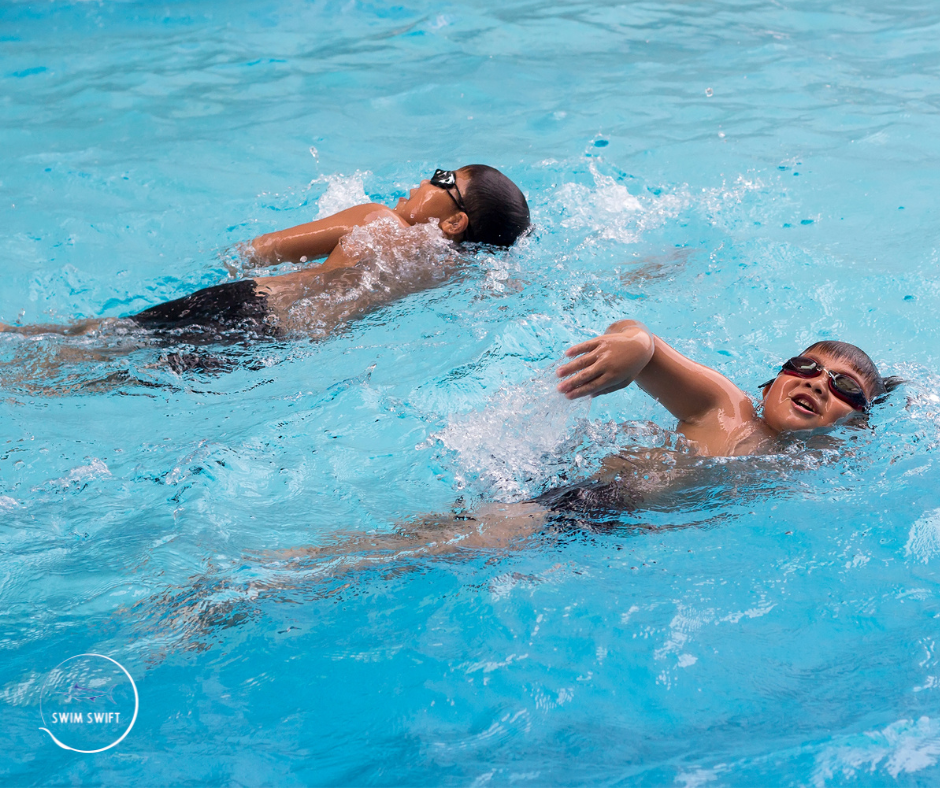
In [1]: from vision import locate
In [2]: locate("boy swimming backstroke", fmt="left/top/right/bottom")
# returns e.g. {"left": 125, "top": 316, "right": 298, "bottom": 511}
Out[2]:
{"left": 0, "top": 165, "right": 530, "bottom": 343}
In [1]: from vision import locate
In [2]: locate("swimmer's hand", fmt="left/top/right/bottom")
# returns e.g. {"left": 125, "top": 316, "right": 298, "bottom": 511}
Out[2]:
{"left": 556, "top": 320, "right": 655, "bottom": 399}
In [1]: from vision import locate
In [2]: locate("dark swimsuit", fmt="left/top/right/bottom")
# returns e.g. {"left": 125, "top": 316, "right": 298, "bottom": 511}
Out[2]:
{"left": 131, "top": 280, "right": 279, "bottom": 345}
{"left": 531, "top": 477, "right": 641, "bottom": 530}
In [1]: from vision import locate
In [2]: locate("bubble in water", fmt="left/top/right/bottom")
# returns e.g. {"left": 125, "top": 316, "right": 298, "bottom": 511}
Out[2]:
{"left": 906, "top": 508, "right": 940, "bottom": 563}
{"left": 705, "top": 87, "right": 713, "bottom": 97}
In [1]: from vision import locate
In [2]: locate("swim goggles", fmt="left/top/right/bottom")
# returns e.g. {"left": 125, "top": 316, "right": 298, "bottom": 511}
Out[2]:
{"left": 430, "top": 169, "right": 474, "bottom": 241}
{"left": 761, "top": 356, "right": 870, "bottom": 411}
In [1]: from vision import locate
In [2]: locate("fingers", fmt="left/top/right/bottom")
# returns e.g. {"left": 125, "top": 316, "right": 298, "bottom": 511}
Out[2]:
{"left": 556, "top": 349, "right": 597, "bottom": 379}
{"left": 557, "top": 359, "right": 609, "bottom": 398}
{"left": 557, "top": 338, "right": 607, "bottom": 398}
{"left": 560, "top": 370, "right": 614, "bottom": 399}
{"left": 563, "top": 338, "right": 601, "bottom": 359}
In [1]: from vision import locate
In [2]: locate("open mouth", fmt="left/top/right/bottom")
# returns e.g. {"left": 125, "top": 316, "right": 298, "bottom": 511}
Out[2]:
{"left": 791, "top": 394, "right": 818, "bottom": 415}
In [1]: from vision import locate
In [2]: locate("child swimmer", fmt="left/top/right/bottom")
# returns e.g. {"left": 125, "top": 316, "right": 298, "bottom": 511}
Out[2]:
{"left": 0, "top": 165, "right": 530, "bottom": 342}
{"left": 556, "top": 319, "right": 897, "bottom": 456}
{"left": 257, "top": 321, "right": 902, "bottom": 562}
{"left": 525, "top": 319, "right": 901, "bottom": 518}
{"left": 132, "top": 320, "right": 903, "bottom": 645}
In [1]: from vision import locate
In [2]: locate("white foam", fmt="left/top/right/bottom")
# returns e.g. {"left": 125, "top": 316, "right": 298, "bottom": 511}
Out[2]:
{"left": 555, "top": 163, "right": 764, "bottom": 244}
{"left": 675, "top": 766, "right": 727, "bottom": 787}
{"left": 314, "top": 171, "right": 371, "bottom": 219}
{"left": 813, "top": 716, "right": 940, "bottom": 784}
{"left": 556, "top": 164, "right": 659, "bottom": 244}
{"left": 435, "top": 371, "right": 588, "bottom": 501}
{"left": 905, "top": 508, "right": 940, "bottom": 563}
{"left": 53, "top": 458, "right": 110, "bottom": 488}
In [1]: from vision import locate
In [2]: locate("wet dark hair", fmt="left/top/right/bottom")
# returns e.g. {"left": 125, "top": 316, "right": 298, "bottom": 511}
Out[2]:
{"left": 458, "top": 164, "right": 530, "bottom": 247}
{"left": 801, "top": 340, "right": 903, "bottom": 404}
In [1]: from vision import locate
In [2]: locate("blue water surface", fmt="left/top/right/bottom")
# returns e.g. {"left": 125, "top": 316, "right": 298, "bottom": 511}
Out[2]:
{"left": 2, "top": 0, "right": 940, "bottom": 785}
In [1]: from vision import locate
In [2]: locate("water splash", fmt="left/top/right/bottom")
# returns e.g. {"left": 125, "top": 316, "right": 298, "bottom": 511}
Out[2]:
{"left": 556, "top": 163, "right": 671, "bottom": 244}
{"left": 314, "top": 171, "right": 371, "bottom": 219}
{"left": 434, "top": 370, "right": 591, "bottom": 501}
{"left": 284, "top": 217, "right": 456, "bottom": 335}
{"left": 555, "top": 162, "right": 764, "bottom": 244}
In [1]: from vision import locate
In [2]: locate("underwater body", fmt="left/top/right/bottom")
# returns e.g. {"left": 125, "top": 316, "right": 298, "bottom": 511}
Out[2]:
{"left": 2, "top": 0, "right": 940, "bottom": 785}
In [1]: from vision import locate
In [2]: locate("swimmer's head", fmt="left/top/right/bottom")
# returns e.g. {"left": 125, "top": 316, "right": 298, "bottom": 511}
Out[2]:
{"left": 759, "top": 340, "right": 901, "bottom": 433}
{"left": 395, "top": 165, "right": 529, "bottom": 247}
{"left": 458, "top": 164, "right": 530, "bottom": 247}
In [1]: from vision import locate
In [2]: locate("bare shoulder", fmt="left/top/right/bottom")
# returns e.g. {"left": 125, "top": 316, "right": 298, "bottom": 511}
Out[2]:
{"left": 349, "top": 203, "right": 408, "bottom": 227}
{"left": 673, "top": 369, "right": 763, "bottom": 456}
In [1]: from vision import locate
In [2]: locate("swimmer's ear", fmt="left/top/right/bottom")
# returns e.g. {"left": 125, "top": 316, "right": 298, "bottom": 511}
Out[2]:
{"left": 758, "top": 379, "right": 775, "bottom": 398}
{"left": 439, "top": 211, "right": 469, "bottom": 240}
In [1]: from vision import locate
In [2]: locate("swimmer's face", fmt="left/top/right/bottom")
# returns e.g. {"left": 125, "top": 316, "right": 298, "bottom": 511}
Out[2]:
{"left": 394, "top": 168, "right": 471, "bottom": 239}
{"left": 761, "top": 350, "right": 871, "bottom": 433}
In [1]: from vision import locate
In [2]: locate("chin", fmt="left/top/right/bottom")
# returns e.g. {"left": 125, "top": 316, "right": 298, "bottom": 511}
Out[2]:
{"left": 763, "top": 410, "right": 818, "bottom": 434}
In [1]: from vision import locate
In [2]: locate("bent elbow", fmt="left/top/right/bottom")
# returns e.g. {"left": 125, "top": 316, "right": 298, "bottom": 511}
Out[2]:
{"left": 606, "top": 318, "right": 648, "bottom": 335}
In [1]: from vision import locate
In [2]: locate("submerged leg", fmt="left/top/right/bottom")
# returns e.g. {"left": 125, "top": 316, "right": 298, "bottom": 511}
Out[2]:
{"left": 123, "top": 501, "right": 552, "bottom": 657}
{"left": 265, "top": 501, "right": 551, "bottom": 565}
{"left": 0, "top": 318, "right": 106, "bottom": 337}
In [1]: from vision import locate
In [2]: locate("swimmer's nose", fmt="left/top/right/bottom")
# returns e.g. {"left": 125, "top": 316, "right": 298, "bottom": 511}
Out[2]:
{"left": 806, "top": 376, "right": 828, "bottom": 399}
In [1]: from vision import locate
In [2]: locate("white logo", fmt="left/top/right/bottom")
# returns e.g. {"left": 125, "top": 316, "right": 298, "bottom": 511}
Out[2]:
{"left": 39, "top": 653, "right": 139, "bottom": 753}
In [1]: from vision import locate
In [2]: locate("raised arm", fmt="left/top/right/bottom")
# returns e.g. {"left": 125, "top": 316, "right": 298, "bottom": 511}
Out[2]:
{"left": 556, "top": 320, "right": 752, "bottom": 427}
{"left": 249, "top": 203, "right": 401, "bottom": 266}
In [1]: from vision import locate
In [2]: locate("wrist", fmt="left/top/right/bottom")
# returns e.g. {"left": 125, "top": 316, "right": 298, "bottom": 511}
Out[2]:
{"left": 251, "top": 234, "right": 277, "bottom": 262}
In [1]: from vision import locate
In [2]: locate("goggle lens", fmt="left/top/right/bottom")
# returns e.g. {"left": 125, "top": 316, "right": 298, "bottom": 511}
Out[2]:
{"left": 780, "top": 356, "right": 869, "bottom": 411}
{"left": 430, "top": 169, "right": 457, "bottom": 189}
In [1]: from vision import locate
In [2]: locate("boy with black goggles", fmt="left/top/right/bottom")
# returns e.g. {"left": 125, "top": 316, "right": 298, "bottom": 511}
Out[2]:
{"left": 429, "top": 169, "right": 474, "bottom": 242}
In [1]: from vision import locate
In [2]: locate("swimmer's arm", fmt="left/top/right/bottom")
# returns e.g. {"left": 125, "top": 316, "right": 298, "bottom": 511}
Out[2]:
{"left": 249, "top": 203, "right": 401, "bottom": 266}
{"left": 557, "top": 320, "right": 750, "bottom": 425}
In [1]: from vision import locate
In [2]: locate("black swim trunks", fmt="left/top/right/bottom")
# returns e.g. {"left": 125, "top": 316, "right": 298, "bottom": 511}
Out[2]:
{"left": 532, "top": 477, "right": 641, "bottom": 529}
{"left": 131, "top": 280, "right": 279, "bottom": 344}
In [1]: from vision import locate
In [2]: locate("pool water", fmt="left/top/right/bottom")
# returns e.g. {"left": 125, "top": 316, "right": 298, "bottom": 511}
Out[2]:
{"left": 3, "top": 0, "right": 940, "bottom": 785}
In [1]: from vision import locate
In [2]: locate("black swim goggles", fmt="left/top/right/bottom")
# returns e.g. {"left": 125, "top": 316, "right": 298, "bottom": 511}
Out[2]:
{"left": 761, "top": 356, "right": 870, "bottom": 411}
{"left": 429, "top": 169, "right": 474, "bottom": 241}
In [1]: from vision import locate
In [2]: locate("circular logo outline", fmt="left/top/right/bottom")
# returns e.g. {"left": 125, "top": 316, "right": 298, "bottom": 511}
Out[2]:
{"left": 39, "top": 653, "right": 139, "bottom": 753}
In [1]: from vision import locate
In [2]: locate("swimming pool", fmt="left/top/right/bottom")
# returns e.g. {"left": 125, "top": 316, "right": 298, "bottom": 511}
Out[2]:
{"left": 3, "top": 0, "right": 940, "bottom": 784}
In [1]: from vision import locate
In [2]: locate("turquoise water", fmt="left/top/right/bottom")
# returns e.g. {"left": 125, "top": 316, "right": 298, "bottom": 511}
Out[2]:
{"left": 3, "top": 0, "right": 940, "bottom": 784}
